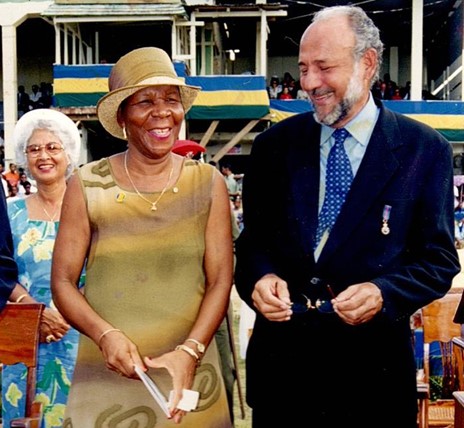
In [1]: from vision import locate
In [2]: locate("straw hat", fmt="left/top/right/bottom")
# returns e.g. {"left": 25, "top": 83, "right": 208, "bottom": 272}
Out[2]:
{"left": 97, "top": 47, "right": 200, "bottom": 140}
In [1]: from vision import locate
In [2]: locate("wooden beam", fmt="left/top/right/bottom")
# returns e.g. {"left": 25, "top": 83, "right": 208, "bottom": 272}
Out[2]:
{"left": 199, "top": 120, "right": 219, "bottom": 147}
{"left": 212, "top": 119, "right": 260, "bottom": 163}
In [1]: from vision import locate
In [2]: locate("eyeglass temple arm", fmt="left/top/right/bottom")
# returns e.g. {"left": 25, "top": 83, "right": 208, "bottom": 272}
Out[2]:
{"left": 327, "top": 284, "right": 336, "bottom": 299}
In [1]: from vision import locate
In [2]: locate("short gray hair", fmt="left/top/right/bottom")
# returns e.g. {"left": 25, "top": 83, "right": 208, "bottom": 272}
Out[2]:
{"left": 312, "top": 5, "right": 384, "bottom": 87}
{"left": 13, "top": 109, "right": 81, "bottom": 178}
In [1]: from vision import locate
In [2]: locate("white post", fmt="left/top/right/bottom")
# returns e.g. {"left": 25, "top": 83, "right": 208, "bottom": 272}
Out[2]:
{"left": 190, "top": 13, "right": 197, "bottom": 76}
{"left": 171, "top": 19, "right": 177, "bottom": 59}
{"left": 257, "top": 10, "right": 267, "bottom": 76}
{"left": 54, "top": 20, "right": 61, "bottom": 64}
{"left": 72, "top": 30, "right": 76, "bottom": 65}
{"left": 461, "top": 49, "right": 464, "bottom": 101}
{"left": 410, "top": 0, "right": 423, "bottom": 100}
{"left": 2, "top": 25, "right": 17, "bottom": 162}
{"left": 64, "top": 24, "right": 68, "bottom": 65}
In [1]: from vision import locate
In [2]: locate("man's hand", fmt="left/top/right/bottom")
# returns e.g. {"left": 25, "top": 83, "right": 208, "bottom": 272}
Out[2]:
{"left": 251, "top": 274, "right": 292, "bottom": 321}
{"left": 332, "top": 282, "right": 383, "bottom": 325}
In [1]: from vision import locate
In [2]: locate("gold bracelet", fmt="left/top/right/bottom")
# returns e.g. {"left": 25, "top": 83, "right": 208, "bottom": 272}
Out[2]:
{"left": 185, "top": 338, "right": 205, "bottom": 354}
{"left": 175, "top": 344, "right": 200, "bottom": 365}
{"left": 98, "top": 328, "right": 122, "bottom": 348}
{"left": 15, "top": 293, "right": 28, "bottom": 303}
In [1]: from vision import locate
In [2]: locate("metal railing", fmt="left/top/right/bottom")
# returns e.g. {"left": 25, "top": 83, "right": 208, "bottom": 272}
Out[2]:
{"left": 431, "top": 54, "right": 463, "bottom": 100}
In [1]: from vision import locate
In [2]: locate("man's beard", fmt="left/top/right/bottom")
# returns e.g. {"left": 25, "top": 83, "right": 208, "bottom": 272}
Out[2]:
{"left": 312, "top": 62, "right": 364, "bottom": 127}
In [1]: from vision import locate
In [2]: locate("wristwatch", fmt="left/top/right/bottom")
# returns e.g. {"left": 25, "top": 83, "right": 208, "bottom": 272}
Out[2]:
{"left": 185, "top": 338, "right": 205, "bottom": 354}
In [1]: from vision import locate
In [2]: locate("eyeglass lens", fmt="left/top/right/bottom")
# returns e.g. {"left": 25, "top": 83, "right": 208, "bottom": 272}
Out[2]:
{"left": 291, "top": 294, "right": 334, "bottom": 314}
{"left": 25, "top": 143, "right": 63, "bottom": 156}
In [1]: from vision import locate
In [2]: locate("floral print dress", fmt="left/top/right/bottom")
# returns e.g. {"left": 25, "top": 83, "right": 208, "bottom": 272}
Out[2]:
{"left": 2, "top": 198, "right": 82, "bottom": 428}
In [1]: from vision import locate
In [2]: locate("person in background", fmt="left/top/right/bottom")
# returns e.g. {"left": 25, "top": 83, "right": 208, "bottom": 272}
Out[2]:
{"left": 0, "top": 182, "right": 16, "bottom": 310}
{"left": 51, "top": 47, "right": 233, "bottom": 427}
{"left": 1, "top": 161, "right": 9, "bottom": 197}
{"left": 295, "top": 80, "right": 309, "bottom": 100}
{"left": 391, "top": 87, "right": 403, "bottom": 100}
{"left": 29, "top": 84, "right": 42, "bottom": 110}
{"left": 221, "top": 163, "right": 240, "bottom": 199}
{"left": 278, "top": 86, "right": 293, "bottom": 100}
{"left": 235, "top": 6, "right": 459, "bottom": 427}
{"left": 267, "top": 76, "right": 282, "bottom": 99}
{"left": 6, "top": 182, "right": 20, "bottom": 201}
{"left": 18, "top": 85, "right": 31, "bottom": 117}
{"left": 232, "top": 195, "right": 244, "bottom": 233}
{"left": 17, "top": 171, "right": 37, "bottom": 196}
{"left": 2, "top": 109, "right": 83, "bottom": 428}
{"left": 4, "top": 162, "right": 20, "bottom": 189}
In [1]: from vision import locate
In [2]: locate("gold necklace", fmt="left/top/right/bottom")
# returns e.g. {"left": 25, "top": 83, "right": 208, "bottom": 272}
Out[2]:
{"left": 124, "top": 151, "right": 174, "bottom": 211}
{"left": 36, "top": 195, "right": 61, "bottom": 222}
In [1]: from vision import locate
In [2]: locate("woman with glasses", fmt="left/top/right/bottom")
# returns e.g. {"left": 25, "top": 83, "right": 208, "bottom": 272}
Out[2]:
{"left": 2, "top": 108, "right": 83, "bottom": 428}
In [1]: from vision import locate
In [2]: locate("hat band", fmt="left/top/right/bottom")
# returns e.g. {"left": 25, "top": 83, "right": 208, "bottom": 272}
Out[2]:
{"left": 136, "top": 76, "right": 186, "bottom": 87}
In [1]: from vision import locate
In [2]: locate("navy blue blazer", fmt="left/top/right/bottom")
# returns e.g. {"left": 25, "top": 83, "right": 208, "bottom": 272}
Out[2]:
{"left": 0, "top": 182, "right": 17, "bottom": 310}
{"left": 234, "top": 100, "right": 460, "bottom": 423}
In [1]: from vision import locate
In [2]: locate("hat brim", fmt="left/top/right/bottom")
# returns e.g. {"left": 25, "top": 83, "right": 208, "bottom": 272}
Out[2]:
{"left": 97, "top": 77, "right": 200, "bottom": 140}
{"left": 172, "top": 140, "right": 206, "bottom": 156}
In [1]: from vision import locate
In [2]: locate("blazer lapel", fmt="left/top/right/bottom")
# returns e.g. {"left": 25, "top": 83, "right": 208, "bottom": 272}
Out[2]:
{"left": 288, "top": 116, "right": 321, "bottom": 256}
{"left": 318, "top": 106, "right": 403, "bottom": 263}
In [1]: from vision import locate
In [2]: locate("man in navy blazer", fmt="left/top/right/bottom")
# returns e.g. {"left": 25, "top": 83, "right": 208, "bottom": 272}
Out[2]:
{"left": 235, "top": 5, "right": 460, "bottom": 428}
{"left": 0, "top": 177, "right": 17, "bottom": 310}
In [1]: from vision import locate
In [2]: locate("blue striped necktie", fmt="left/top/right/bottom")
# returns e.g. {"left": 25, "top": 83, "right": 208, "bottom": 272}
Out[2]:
{"left": 315, "top": 128, "right": 353, "bottom": 247}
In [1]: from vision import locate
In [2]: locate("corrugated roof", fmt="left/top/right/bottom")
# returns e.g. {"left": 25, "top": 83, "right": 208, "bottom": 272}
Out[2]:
{"left": 42, "top": 2, "right": 186, "bottom": 17}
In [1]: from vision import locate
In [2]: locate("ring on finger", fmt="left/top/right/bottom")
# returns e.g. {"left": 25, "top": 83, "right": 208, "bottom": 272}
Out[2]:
{"left": 46, "top": 334, "right": 55, "bottom": 343}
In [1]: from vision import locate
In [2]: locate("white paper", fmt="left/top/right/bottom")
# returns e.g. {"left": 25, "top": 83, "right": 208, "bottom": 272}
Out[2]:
{"left": 169, "top": 389, "right": 200, "bottom": 411}
{"left": 134, "top": 365, "right": 171, "bottom": 417}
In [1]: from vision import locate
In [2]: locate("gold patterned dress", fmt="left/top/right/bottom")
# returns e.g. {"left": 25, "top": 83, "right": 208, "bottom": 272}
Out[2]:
{"left": 63, "top": 157, "right": 232, "bottom": 428}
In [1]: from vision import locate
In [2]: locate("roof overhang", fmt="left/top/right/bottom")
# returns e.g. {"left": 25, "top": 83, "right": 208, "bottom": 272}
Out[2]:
{"left": 42, "top": 2, "right": 187, "bottom": 23}
{"left": 190, "top": 3, "right": 287, "bottom": 19}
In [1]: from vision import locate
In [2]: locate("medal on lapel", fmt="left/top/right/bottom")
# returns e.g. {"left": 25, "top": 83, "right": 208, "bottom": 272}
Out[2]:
{"left": 381, "top": 205, "right": 391, "bottom": 235}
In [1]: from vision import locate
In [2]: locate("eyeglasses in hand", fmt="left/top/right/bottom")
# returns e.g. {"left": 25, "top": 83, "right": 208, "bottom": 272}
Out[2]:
{"left": 291, "top": 284, "right": 337, "bottom": 314}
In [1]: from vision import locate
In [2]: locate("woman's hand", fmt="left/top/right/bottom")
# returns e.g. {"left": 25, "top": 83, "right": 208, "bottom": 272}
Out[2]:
{"left": 144, "top": 349, "right": 197, "bottom": 424}
{"left": 98, "top": 330, "right": 145, "bottom": 379}
{"left": 39, "top": 307, "right": 71, "bottom": 343}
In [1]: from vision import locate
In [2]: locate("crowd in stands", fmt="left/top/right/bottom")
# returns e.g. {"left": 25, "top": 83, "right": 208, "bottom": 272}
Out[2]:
{"left": 268, "top": 71, "right": 439, "bottom": 102}
{"left": 266, "top": 72, "right": 309, "bottom": 101}
{"left": 18, "top": 82, "right": 53, "bottom": 117}
{"left": 371, "top": 73, "right": 411, "bottom": 100}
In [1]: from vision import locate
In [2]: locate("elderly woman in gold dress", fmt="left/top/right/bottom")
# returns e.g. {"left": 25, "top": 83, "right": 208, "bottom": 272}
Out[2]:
{"left": 51, "top": 47, "right": 234, "bottom": 427}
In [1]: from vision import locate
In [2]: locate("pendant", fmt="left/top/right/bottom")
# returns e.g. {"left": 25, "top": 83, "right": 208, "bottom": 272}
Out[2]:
{"left": 381, "top": 205, "right": 391, "bottom": 235}
{"left": 173, "top": 187, "right": 179, "bottom": 193}
{"left": 381, "top": 222, "right": 390, "bottom": 235}
{"left": 151, "top": 204, "right": 158, "bottom": 211}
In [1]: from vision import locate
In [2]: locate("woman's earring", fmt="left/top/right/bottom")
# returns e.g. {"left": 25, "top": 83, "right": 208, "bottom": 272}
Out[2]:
{"left": 122, "top": 126, "right": 127, "bottom": 140}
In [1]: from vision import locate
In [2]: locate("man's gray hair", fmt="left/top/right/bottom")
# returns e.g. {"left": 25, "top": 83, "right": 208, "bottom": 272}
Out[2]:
{"left": 312, "top": 5, "right": 384, "bottom": 87}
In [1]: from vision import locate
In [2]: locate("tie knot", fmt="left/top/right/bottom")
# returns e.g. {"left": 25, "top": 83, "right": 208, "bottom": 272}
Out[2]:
{"left": 333, "top": 128, "right": 349, "bottom": 144}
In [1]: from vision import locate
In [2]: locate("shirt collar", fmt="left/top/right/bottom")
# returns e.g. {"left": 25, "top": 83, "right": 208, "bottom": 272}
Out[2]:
{"left": 320, "top": 93, "right": 379, "bottom": 147}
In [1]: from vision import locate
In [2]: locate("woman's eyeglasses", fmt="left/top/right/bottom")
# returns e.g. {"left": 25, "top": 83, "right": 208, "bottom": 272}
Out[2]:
{"left": 25, "top": 142, "right": 64, "bottom": 157}
{"left": 291, "top": 284, "right": 336, "bottom": 314}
